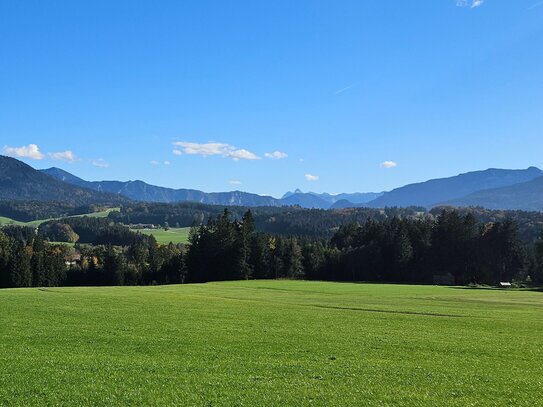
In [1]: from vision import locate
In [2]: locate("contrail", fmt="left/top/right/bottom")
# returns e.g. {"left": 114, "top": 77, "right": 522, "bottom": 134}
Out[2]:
{"left": 335, "top": 85, "right": 355, "bottom": 95}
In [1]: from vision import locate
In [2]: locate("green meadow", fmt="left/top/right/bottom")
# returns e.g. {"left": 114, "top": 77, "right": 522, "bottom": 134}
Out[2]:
{"left": 0, "top": 208, "right": 118, "bottom": 228}
{"left": 1, "top": 281, "right": 542, "bottom": 406}
{"left": 136, "top": 227, "right": 191, "bottom": 244}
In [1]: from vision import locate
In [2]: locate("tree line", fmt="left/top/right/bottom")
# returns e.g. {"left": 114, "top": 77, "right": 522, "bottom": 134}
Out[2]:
{"left": 1, "top": 209, "right": 543, "bottom": 288}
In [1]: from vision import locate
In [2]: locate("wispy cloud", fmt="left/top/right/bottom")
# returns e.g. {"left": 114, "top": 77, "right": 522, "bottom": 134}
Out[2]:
{"left": 456, "top": 0, "right": 484, "bottom": 8}
{"left": 527, "top": 0, "right": 543, "bottom": 10}
{"left": 172, "top": 141, "right": 260, "bottom": 161}
{"left": 229, "top": 180, "right": 242, "bottom": 186}
{"left": 380, "top": 161, "right": 397, "bottom": 169}
{"left": 335, "top": 84, "right": 355, "bottom": 95}
{"left": 265, "top": 151, "right": 288, "bottom": 160}
{"left": 151, "top": 160, "right": 171, "bottom": 166}
{"left": 305, "top": 173, "right": 319, "bottom": 181}
{"left": 49, "top": 150, "right": 77, "bottom": 163}
{"left": 2, "top": 144, "right": 44, "bottom": 160}
{"left": 92, "top": 159, "right": 110, "bottom": 168}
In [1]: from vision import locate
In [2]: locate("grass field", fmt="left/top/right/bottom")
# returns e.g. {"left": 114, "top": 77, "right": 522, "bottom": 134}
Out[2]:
{"left": 1, "top": 281, "right": 542, "bottom": 406}
{"left": 136, "top": 227, "right": 191, "bottom": 244}
{"left": 0, "top": 208, "right": 119, "bottom": 228}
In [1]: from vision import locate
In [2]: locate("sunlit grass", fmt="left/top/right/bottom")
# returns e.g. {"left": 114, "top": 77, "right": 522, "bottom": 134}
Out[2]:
{"left": 0, "top": 208, "right": 119, "bottom": 228}
{"left": 136, "top": 227, "right": 191, "bottom": 244}
{"left": 1, "top": 281, "right": 541, "bottom": 406}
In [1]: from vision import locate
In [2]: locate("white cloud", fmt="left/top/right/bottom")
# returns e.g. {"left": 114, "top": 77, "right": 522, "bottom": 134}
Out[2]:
{"left": 172, "top": 141, "right": 260, "bottom": 161}
{"left": 2, "top": 144, "right": 44, "bottom": 160}
{"left": 265, "top": 151, "right": 288, "bottom": 160}
{"left": 305, "top": 174, "right": 319, "bottom": 181}
{"left": 173, "top": 141, "right": 229, "bottom": 157}
{"left": 380, "top": 161, "right": 398, "bottom": 169}
{"left": 92, "top": 159, "right": 110, "bottom": 168}
{"left": 150, "top": 160, "right": 159, "bottom": 165}
{"left": 163, "top": 160, "right": 171, "bottom": 166}
{"left": 229, "top": 180, "right": 242, "bottom": 186}
{"left": 49, "top": 150, "right": 77, "bottom": 163}
{"left": 471, "top": 0, "right": 484, "bottom": 8}
{"left": 228, "top": 149, "right": 260, "bottom": 161}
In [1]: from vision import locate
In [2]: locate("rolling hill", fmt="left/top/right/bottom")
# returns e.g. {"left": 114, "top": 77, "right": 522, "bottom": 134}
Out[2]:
{"left": 366, "top": 167, "right": 543, "bottom": 208}
{"left": 444, "top": 175, "right": 543, "bottom": 211}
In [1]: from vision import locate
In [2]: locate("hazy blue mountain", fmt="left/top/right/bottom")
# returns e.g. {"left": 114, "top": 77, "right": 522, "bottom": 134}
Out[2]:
{"left": 0, "top": 156, "right": 126, "bottom": 205}
{"left": 43, "top": 168, "right": 382, "bottom": 209}
{"left": 280, "top": 193, "right": 331, "bottom": 209}
{"left": 41, "top": 166, "right": 543, "bottom": 211}
{"left": 366, "top": 167, "right": 543, "bottom": 208}
{"left": 281, "top": 190, "right": 383, "bottom": 208}
{"left": 42, "top": 167, "right": 281, "bottom": 207}
{"left": 444, "top": 176, "right": 543, "bottom": 211}
{"left": 329, "top": 199, "right": 362, "bottom": 209}
{"left": 333, "top": 192, "right": 383, "bottom": 204}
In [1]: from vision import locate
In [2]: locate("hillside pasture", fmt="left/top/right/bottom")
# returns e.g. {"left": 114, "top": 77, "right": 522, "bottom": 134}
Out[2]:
{"left": 1, "top": 281, "right": 542, "bottom": 406}
{"left": 135, "top": 227, "right": 191, "bottom": 244}
{"left": 0, "top": 208, "right": 119, "bottom": 228}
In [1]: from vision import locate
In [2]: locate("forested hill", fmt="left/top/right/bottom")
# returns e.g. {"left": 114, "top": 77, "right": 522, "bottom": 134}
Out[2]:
{"left": 108, "top": 202, "right": 543, "bottom": 243}
{"left": 42, "top": 167, "right": 281, "bottom": 207}
{"left": 0, "top": 156, "right": 127, "bottom": 206}
{"left": 444, "top": 176, "right": 543, "bottom": 211}
{"left": 366, "top": 167, "right": 543, "bottom": 209}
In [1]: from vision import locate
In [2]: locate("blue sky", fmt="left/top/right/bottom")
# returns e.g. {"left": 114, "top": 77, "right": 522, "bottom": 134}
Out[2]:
{"left": 1, "top": 0, "right": 542, "bottom": 197}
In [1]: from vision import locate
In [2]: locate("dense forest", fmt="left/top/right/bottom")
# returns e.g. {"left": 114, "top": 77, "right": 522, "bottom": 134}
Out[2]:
{"left": 110, "top": 203, "right": 543, "bottom": 242}
{"left": 1, "top": 208, "right": 542, "bottom": 288}
{"left": 4, "top": 198, "right": 543, "bottom": 244}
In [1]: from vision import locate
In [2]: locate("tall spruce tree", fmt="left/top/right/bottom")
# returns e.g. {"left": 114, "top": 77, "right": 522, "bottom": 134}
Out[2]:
{"left": 9, "top": 241, "right": 32, "bottom": 287}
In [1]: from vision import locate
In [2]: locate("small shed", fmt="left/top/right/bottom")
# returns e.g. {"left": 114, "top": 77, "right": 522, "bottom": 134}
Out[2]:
{"left": 499, "top": 282, "right": 512, "bottom": 288}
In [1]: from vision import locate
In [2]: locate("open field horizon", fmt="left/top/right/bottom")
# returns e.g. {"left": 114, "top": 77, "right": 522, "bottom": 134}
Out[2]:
{"left": 1, "top": 280, "right": 542, "bottom": 406}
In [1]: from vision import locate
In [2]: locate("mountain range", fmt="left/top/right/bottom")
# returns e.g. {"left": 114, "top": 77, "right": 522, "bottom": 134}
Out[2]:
{"left": 41, "top": 168, "right": 383, "bottom": 209}
{"left": 0, "top": 156, "right": 127, "bottom": 206}
{"left": 281, "top": 189, "right": 383, "bottom": 209}
{"left": 1, "top": 155, "right": 543, "bottom": 211}
{"left": 41, "top": 167, "right": 280, "bottom": 207}
{"left": 445, "top": 175, "right": 543, "bottom": 211}
{"left": 366, "top": 167, "right": 543, "bottom": 209}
